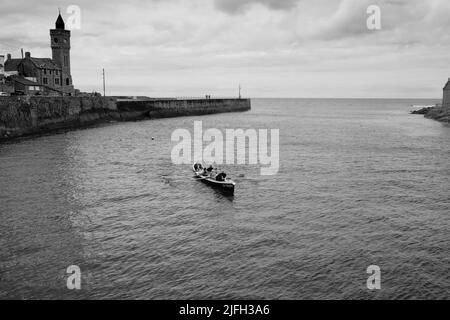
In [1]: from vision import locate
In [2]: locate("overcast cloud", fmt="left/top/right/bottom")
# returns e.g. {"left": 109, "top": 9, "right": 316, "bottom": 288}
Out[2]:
{"left": 1, "top": 0, "right": 449, "bottom": 97}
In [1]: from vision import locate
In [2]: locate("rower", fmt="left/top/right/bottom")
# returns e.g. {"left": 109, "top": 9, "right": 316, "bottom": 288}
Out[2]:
{"left": 216, "top": 172, "right": 227, "bottom": 181}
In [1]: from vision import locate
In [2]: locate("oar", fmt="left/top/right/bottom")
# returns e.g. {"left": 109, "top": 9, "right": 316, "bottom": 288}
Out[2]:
{"left": 194, "top": 174, "right": 210, "bottom": 180}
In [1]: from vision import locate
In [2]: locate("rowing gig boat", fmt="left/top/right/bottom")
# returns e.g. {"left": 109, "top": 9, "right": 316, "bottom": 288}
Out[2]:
{"left": 192, "top": 163, "right": 235, "bottom": 194}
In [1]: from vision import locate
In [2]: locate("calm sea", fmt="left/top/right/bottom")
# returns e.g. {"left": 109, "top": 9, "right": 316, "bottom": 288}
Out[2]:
{"left": 0, "top": 98, "right": 449, "bottom": 299}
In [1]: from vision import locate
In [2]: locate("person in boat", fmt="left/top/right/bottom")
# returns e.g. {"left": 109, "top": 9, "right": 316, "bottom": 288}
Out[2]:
{"left": 216, "top": 172, "right": 227, "bottom": 181}
{"left": 206, "top": 165, "right": 214, "bottom": 173}
{"left": 202, "top": 168, "right": 209, "bottom": 176}
{"left": 194, "top": 163, "right": 202, "bottom": 171}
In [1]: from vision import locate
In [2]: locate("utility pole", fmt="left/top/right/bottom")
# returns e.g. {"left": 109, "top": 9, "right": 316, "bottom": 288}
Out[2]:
{"left": 238, "top": 84, "right": 241, "bottom": 99}
{"left": 102, "top": 68, "right": 106, "bottom": 97}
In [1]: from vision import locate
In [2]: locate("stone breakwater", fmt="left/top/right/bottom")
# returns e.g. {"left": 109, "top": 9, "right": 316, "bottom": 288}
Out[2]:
{"left": 411, "top": 106, "right": 450, "bottom": 123}
{"left": 0, "top": 96, "right": 251, "bottom": 141}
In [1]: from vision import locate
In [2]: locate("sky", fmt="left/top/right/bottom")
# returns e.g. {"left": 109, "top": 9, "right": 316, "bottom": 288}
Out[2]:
{"left": 1, "top": 0, "right": 450, "bottom": 98}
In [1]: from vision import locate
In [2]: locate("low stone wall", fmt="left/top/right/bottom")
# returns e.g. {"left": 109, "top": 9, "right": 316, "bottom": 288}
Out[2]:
{"left": 117, "top": 98, "right": 251, "bottom": 120}
{"left": 0, "top": 97, "right": 251, "bottom": 140}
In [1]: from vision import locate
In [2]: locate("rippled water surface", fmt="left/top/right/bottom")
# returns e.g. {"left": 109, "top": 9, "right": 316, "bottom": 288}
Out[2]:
{"left": 0, "top": 98, "right": 449, "bottom": 299}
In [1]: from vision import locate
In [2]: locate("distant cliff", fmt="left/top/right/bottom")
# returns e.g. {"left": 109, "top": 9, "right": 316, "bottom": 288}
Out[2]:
{"left": 0, "top": 96, "right": 251, "bottom": 141}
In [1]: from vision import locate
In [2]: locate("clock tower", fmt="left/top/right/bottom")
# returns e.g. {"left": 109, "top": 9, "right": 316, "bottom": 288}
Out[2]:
{"left": 50, "top": 12, "right": 74, "bottom": 94}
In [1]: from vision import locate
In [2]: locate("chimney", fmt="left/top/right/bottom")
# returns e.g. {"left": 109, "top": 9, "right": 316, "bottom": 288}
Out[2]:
{"left": 7, "top": 53, "right": 11, "bottom": 61}
{"left": 25, "top": 52, "right": 31, "bottom": 59}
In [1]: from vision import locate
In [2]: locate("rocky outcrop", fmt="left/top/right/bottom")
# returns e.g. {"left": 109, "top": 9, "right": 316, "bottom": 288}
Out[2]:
{"left": 424, "top": 107, "right": 450, "bottom": 123}
{"left": 410, "top": 107, "right": 433, "bottom": 115}
{"left": 411, "top": 106, "right": 450, "bottom": 123}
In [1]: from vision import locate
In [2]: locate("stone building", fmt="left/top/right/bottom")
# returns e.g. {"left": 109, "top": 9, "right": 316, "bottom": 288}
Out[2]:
{"left": 0, "top": 55, "right": 4, "bottom": 75}
{"left": 0, "top": 55, "right": 14, "bottom": 94}
{"left": 50, "top": 13, "right": 74, "bottom": 93}
{"left": 442, "top": 79, "right": 450, "bottom": 109}
{"left": 10, "top": 76, "right": 45, "bottom": 95}
{"left": 3, "top": 13, "right": 75, "bottom": 95}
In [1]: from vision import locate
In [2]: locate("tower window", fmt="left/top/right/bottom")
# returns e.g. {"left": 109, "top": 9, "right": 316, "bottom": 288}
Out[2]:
{"left": 64, "top": 56, "right": 68, "bottom": 67}
{"left": 66, "top": 78, "right": 70, "bottom": 86}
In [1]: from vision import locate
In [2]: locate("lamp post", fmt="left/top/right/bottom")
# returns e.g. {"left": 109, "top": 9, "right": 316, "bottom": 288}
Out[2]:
{"left": 102, "top": 68, "right": 106, "bottom": 97}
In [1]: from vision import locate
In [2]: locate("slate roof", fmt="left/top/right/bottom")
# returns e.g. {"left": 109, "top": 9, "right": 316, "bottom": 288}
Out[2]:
{"left": 4, "top": 57, "right": 61, "bottom": 72}
{"left": 29, "top": 57, "right": 61, "bottom": 70}
{"left": 10, "top": 76, "right": 44, "bottom": 86}
{"left": 444, "top": 79, "right": 450, "bottom": 91}
{"left": 4, "top": 59, "right": 22, "bottom": 72}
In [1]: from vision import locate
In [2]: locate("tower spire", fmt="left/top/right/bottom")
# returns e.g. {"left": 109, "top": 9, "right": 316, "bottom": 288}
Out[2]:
{"left": 55, "top": 10, "right": 65, "bottom": 30}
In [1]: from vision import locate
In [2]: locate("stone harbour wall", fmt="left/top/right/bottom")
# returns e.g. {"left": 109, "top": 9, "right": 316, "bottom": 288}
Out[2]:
{"left": 0, "top": 97, "right": 251, "bottom": 141}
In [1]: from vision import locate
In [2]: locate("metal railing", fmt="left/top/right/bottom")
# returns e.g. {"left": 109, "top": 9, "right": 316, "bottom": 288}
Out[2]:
{"left": 175, "top": 96, "right": 243, "bottom": 100}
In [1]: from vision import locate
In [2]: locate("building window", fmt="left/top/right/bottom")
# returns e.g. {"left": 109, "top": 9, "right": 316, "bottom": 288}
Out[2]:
{"left": 55, "top": 78, "right": 60, "bottom": 85}
{"left": 66, "top": 78, "right": 70, "bottom": 86}
{"left": 44, "top": 69, "right": 47, "bottom": 75}
{"left": 43, "top": 78, "right": 48, "bottom": 85}
{"left": 56, "top": 70, "right": 59, "bottom": 75}
{"left": 50, "top": 70, "right": 52, "bottom": 75}
{"left": 64, "top": 56, "right": 68, "bottom": 67}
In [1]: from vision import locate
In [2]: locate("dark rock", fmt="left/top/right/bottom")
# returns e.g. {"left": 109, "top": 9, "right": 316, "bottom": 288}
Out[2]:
{"left": 425, "top": 107, "right": 450, "bottom": 123}
{"left": 411, "top": 107, "right": 433, "bottom": 115}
